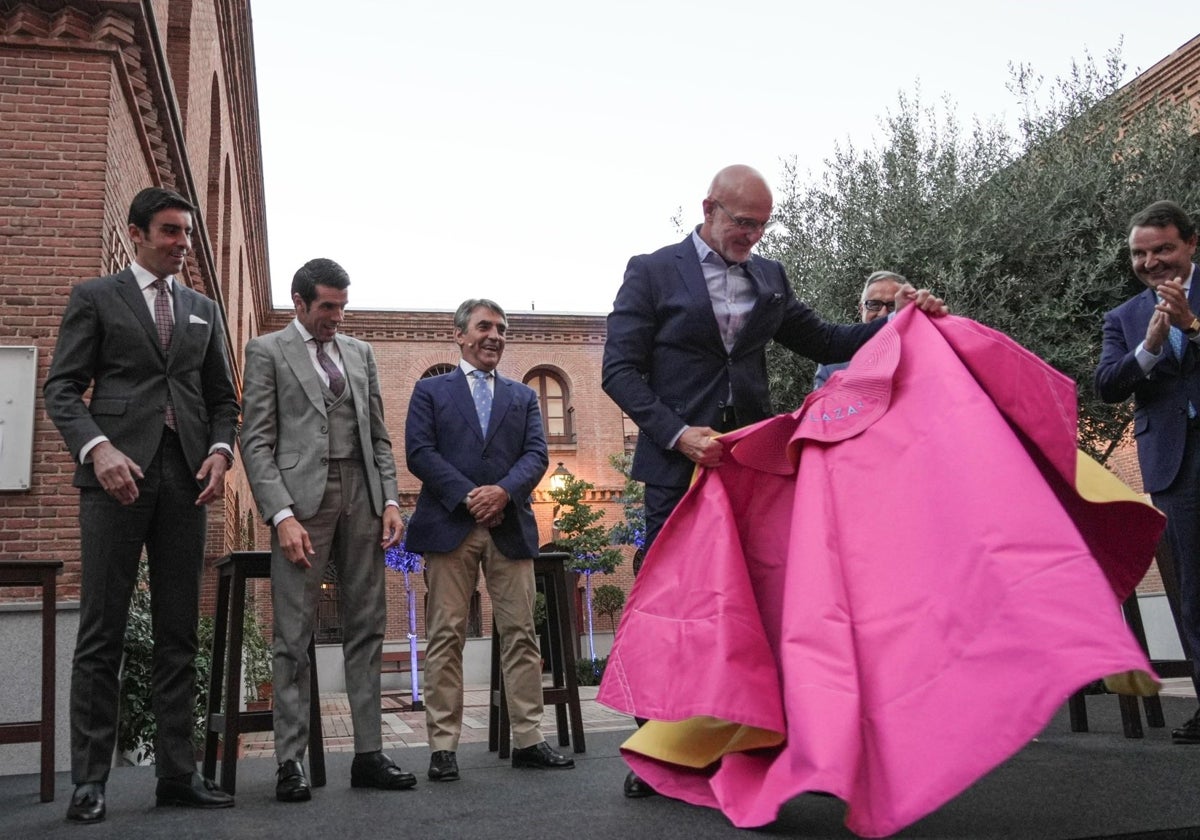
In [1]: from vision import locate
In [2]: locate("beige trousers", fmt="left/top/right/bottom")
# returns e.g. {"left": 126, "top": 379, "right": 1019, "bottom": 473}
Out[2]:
{"left": 423, "top": 525, "right": 543, "bottom": 751}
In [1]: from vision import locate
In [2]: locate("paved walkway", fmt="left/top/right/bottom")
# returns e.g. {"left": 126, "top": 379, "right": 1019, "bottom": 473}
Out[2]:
{"left": 241, "top": 684, "right": 634, "bottom": 758}
{"left": 239, "top": 678, "right": 1196, "bottom": 759}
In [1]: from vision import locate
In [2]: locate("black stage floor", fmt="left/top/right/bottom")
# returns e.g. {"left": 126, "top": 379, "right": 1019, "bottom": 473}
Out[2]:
{"left": 3, "top": 695, "right": 1198, "bottom": 840}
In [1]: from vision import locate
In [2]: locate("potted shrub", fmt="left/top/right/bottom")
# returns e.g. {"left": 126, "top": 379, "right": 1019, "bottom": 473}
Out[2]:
{"left": 241, "top": 598, "right": 274, "bottom": 711}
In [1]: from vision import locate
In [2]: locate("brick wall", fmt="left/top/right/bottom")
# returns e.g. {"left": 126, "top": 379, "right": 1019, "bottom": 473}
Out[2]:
{"left": 0, "top": 2, "right": 267, "bottom": 611}
{"left": 0, "top": 44, "right": 122, "bottom": 597}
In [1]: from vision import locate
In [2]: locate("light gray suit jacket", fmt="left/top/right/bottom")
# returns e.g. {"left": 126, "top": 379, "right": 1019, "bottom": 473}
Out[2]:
{"left": 240, "top": 322, "right": 398, "bottom": 522}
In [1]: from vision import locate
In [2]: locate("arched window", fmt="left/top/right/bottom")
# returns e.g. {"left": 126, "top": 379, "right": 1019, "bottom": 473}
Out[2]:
{"left": 524, "top": 368, "right": 573, "bottom": 444}
{"left": 421, "top": 364, "right": 455, "bottom": 379}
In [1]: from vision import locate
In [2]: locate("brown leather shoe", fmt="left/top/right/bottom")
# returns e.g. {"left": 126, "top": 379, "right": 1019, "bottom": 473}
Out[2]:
{"left": 511, "top": 741, "right": 574, "bottom": 769}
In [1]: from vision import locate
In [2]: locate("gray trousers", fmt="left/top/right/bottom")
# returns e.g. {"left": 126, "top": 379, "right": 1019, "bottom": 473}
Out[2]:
{"left": 270, "top": 459, "right": 387, "bottom": 762}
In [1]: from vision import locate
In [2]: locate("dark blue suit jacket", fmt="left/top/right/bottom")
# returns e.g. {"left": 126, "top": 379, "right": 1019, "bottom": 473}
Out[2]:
{"left": 405, "top": 366, "right": 549, "bottom": 559}
{"left": 1096, "top": 264, "right": 1200, "bottom": 494}
{"left": 602, "top": 235, "right": 884, "bottom": 488}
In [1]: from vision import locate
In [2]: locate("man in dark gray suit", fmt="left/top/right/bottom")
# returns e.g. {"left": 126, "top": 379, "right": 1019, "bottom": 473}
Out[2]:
{"left": 240, "top": 258, "right": 415, "bottom": 802}
{"left": 44, "top": 187, "right": 240, "bottom": 822}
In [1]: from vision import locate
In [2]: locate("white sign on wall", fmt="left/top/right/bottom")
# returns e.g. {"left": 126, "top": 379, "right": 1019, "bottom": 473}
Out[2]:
{"left": 0, "top": 347, "right": 37, "bottom": 491}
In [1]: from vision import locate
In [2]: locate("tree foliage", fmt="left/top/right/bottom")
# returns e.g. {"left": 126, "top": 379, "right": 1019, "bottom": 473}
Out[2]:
{"left": 547, "top": 474, "right": 623, "bottom": 662}
{"left": 606, "top": 452, "right": 645, "bottom": 549}
{"left": 762, "top": 47, "right": 1200, "bottom": 460}
{"left": 592, "top": 584, "right": 626, "bottom": 631}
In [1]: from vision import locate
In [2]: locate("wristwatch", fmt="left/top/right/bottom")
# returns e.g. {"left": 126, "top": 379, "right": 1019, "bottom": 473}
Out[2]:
{"left": 1186, "top": 316, "right": 1200, "bottom": 337}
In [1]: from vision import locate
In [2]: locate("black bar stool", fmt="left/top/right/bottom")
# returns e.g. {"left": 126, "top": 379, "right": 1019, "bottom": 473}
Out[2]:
{"left": 488, "top": 552, "right": 585, "bottom": 757}
{"left": 0, "top": 560, "right": 62, "bottom": 802}
{"left": 1069, "top": 539, "right": 1193, "bottom": 737}
{"left": 202, "top": 551, "right": 325, "bottom": 794}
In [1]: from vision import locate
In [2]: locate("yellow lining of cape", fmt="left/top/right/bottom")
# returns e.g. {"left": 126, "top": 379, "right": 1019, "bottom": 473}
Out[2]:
{"left": 622, "top": 717, "right": 784, "bottom": 769}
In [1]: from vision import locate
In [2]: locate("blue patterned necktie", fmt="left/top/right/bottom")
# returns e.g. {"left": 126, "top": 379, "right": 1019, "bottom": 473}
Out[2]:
{"left": 471, "top": 369, "right": 492, "bottom": 434}
{"left": 1168, "top": 326, "right": 1197, "bottom": 419}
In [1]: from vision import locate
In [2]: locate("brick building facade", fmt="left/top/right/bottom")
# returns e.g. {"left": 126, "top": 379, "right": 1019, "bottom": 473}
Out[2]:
{"left": 1, "top": 0, "right": 1197, "bottom": 772}
{"left": 0, "top": 0, "right": 266, "bottom": 593}
{"left": 0, "top": 0, "right": 636, "bottom": 666}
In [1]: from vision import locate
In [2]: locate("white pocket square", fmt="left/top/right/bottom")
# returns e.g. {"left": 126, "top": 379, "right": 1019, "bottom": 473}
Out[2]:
{"left": 189, "top": 314, "right": 208, "bottom": 325}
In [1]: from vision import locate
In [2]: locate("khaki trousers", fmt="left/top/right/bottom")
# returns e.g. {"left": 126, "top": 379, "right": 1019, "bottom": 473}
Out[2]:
{"left": 424, "top": 525, "right": 543, "bottom": 751}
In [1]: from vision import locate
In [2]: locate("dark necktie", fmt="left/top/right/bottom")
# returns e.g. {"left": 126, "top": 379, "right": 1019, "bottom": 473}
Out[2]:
{"left": 151, "top": 278, "right": 176, "bottom": 430}
{"left": 471, "top": 369, "right": 492, "bottom": 434}
{"left": 314, "top": 340, "right": 345, "bottom": 397}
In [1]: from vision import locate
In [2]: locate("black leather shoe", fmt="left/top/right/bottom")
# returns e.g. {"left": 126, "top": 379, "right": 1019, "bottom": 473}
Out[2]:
{"left": 428, "top": 750, "right": 460, "bottom": 782}
{"left": 624, "top": 770, "right": 657, "bottom": 798}
{"left": 66, "top": 782, "right": 105, "bottom": 822}
{"left": 511, "top": 741, "right": 575, "bottom": 770}
{"left": 276, "top": 759, "right": 312, "bottom": 802}
{"left": 350, "top": 751, "right": 417, "bottom": 790}
{"left": 1172, "top": 707, "right": 1200, "bottom": 744}
{"left": 155, "top": 772, "right": 234, "bottom": 808}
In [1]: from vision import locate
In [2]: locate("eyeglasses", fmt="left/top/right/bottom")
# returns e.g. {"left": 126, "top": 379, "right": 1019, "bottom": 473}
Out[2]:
{"left": 861, "top": 299, "right": 897, "bottom": 313}
{"left": 714, "top": 201, "right": 775, "bottom": 235}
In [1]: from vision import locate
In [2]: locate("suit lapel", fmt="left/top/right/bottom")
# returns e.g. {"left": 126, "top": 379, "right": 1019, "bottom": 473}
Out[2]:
{"left": 449, "top": 368, "right": 486, "bottom": 442}
{"left": 486, "top": 374, "right": 515, "bottom": 444}
{"left": 116, "top": 269, "right": 162, "bottom": 352}
{"left": 281, "top": 324, "right": 328, "bottom": 416}
{"left": 1182, "top": 264, "right": 1200, "bottom": 370}
{"left": 334, "top": 335, "right": 369, "bottom": 419}
{"left": 736, "top": 258, "right": 774, "bottom": 354}
{"left": 674, "top": 236, "right": 726, "bottom": 350}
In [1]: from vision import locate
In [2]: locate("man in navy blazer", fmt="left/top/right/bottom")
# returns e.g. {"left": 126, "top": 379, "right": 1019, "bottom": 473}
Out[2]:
{"left": 603, "top": 164, "right": 946, "bottom": 798}
{"left": 44, "top": 187, "right": 239, "bottom": 821}
{"left": 1096, "top": 199, "right": 1200, "bottom": 744}
{"left": 406, "top": 298, "right": 573, "bottom": 781}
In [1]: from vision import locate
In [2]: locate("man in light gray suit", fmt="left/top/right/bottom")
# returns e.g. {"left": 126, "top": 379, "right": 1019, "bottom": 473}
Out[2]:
{"left": 240, "top": 258, "right": 415, "bottom": 802}
{"left": 44, "top": 186, "right": 239, "bottom": 822}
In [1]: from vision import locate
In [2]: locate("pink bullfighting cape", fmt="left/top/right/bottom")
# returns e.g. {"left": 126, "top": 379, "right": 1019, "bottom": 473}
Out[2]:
{"left": 597, "top": 307, "right": 1164, "bottom": 838}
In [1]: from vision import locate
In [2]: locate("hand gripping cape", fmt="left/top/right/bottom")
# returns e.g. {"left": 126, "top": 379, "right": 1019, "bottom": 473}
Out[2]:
{"left": 597, "top": 308, "right": 1163, "bottom": 837}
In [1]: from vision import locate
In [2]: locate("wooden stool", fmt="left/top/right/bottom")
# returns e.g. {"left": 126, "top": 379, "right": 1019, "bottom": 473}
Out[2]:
{"left": 202, "top": 551, "right": 325, "bottom": 794}
{"left": 488, "top": 552, "right": 586, "bottom": 758}
{"left": 0, "top": 560, "right": 61, "bottom": 803}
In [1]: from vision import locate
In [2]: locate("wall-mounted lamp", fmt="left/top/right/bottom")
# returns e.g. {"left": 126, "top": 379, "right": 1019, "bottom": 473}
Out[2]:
{"left": 549, "top": 461, "right": 572, "bottom": 493}
{"left": 549, "top": 462, "right": 573, "bottom": 543}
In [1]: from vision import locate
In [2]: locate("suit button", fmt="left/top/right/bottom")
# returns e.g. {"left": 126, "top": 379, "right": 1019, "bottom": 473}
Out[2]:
{"left": 321, "top": 426, "right": 327, "bottom": 433}
{"left": 320, "top": 457, "right": 328, "bottom": 465}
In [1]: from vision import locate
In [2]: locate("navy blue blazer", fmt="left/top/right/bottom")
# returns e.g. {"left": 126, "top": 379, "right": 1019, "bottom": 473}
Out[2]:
{"left": 1095, "top": 263, "right": 1200, "bottom": 494}
{"left": 405, "top": 366, "right": 549, "bottom": 559}
{"left": 602, "top": 235, "right": 884, "bottom": 488}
